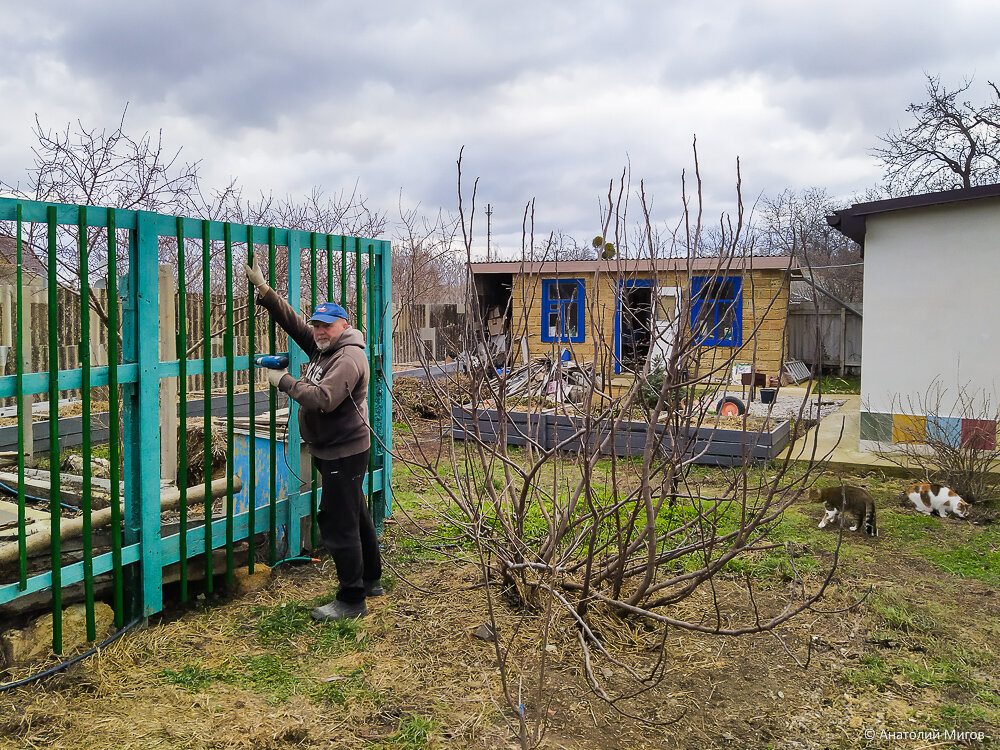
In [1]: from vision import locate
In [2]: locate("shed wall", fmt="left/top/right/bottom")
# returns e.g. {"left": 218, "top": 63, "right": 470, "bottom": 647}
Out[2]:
{"left": 507, "top": 268, "right": 789, "bottom": 381}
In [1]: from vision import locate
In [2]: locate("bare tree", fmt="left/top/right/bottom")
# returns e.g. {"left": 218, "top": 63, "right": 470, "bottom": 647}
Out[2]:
{"left": 385, "top": 145, "right": 853, "bottom": 747}
{"left": 0, "top": 107, "right": 388, "bottom": 377}
{"left": 1, "top": 106, "right": 203, "bottom": 285}
{"left": 4, "top": 106, "right": 201, "bottom": 213}
{"left": 0, "top": 105, "right": 213, "bottom": 375}
{"left": 390, "top": 200, "right": 465, "bottom": 361}
{"left": 873, "top": 74, "right": 1000, "bottom": 193}
{"left": 760, "top": 187, "right": 864, "bottom": 302}
{"left": 392, "top": 200, "right": 462, "bottom": 305}
{"left": 551, "top": 231, "right": 599, "bottom": 261}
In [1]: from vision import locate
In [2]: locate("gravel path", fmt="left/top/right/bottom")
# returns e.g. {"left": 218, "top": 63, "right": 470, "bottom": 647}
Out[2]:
{"left": 744, "top": 392, "right": 846, "bottom": 421}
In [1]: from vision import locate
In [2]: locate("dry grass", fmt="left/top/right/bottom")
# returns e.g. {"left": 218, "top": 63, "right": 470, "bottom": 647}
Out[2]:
{"left": 2, "top": 521, "right": 999, "bottom": 748}
{"left": 183, "top": 418, "right": 230, "bottom": 486}
{"left": 3, "top": 440, "right": 1000, "bottom": 748}
{"left": 0, "top": 401, "right": 112, "bottom": 427}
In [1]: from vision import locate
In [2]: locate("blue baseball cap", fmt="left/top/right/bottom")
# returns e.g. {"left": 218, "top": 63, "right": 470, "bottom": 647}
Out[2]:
{"left": 308, "top": 302, "right": 348, "bottom": 325}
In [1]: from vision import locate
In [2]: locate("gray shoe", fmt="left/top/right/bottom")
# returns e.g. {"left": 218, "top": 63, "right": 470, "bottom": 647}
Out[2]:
{"left": 364, "top": 580, "right": 385, "bottom": 597}
{"left": 311, "top": 599, "right": 369, "bottom": 621}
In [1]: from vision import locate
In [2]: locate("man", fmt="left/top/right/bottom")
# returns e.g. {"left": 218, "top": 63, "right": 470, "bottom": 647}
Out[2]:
{"left": 245, "top": 255, "right": 383, "bottom": 620}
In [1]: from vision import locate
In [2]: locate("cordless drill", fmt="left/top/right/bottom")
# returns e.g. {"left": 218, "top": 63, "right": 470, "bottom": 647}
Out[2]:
{"left": 254, "top": 354, "right": 289, "bottom": 369}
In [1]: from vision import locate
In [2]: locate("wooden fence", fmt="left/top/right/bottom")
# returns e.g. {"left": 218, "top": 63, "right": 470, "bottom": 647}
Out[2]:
{"left": 391, "top": 301, "right": 466, "bottom": 366}
{"left": 786, "top": 301, "right": 862, "bottom": 375}
{"left": 0, "top": 277, "right": 282, "bottom": 407}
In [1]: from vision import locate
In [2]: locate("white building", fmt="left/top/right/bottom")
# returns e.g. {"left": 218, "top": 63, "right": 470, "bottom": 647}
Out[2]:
{"left": 828, "top": 185, "right": 1000, "bottom": 451}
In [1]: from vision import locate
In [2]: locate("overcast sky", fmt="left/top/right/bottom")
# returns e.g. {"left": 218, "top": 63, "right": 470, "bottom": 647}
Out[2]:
{"left": 2, "top": 1, "right": 999, "bottom": 256}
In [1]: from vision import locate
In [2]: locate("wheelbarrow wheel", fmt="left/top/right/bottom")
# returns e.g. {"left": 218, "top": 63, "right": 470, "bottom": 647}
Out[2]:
{"left": 716, "top": 396, "right": 746, "bottom": 417}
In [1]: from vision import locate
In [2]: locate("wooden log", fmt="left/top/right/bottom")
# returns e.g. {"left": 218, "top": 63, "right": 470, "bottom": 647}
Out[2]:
{"left": 0, "top": 476, "right": 240, "bottom": 566}
{"left": 0, "top": 547, "right": 250, "bottom": 619}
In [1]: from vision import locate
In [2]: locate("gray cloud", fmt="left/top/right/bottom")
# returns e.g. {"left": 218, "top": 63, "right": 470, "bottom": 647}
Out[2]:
{"left": 3, "top": 1, "right": 1000, "bottom": 250}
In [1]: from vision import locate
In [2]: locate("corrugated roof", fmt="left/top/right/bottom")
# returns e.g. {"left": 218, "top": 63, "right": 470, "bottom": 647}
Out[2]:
{"left": 827, "top": 183, "right": 1000, "bottom": 250}
{"left": 469, "top": 256, "right": 799, "bottom": 275}
{"left": 0, "top": 235, "right": 47, "bottom": 277}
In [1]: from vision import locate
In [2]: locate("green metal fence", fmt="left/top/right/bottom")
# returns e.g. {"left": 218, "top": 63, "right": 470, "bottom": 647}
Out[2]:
{"left": 0, "top": 196, "right": 393, "bottom": 653}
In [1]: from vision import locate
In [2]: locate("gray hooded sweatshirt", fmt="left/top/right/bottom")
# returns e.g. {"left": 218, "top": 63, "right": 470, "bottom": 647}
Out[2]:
{"left": 258, "top": 288, "right": 370, "bottom": 460}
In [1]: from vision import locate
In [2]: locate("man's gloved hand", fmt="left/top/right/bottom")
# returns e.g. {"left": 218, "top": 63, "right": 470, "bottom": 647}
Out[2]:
{"left": 265, "top": 368, "right": 288, "bottom": 388}
{"left": 245, "top": 253, "right": 269, "bottom": 294}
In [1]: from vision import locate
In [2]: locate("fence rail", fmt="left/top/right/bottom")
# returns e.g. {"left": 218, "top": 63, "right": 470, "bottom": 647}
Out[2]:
{"left": 0, "top": 198, "right": 392, "bottom": 654}
{"left": 0, "top": 286, "right": 280, "bottom": 403}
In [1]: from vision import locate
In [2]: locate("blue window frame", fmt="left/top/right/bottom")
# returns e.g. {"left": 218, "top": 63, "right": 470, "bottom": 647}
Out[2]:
{"left": 691, "top": 276, "right": 742, "bottom": 346}
{"left": 541, "top": 278, "right": 585, "bottom": 343}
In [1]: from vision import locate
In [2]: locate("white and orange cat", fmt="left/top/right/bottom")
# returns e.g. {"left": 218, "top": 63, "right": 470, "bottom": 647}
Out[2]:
{"left": 901, "top": 483, "right": 969, "bottom": 518}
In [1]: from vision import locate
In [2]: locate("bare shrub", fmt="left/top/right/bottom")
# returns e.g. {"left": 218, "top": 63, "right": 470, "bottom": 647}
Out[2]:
{"left": 872, "top": 380, "right": 1000, "bottom": 504}
{"left": 385, "top": 144, "right": 851, "bottom": 746}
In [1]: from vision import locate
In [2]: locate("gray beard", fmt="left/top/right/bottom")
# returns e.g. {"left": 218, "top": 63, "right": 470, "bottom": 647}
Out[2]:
{"left": 315, "top": 340, "right": 332, "bottom": 352}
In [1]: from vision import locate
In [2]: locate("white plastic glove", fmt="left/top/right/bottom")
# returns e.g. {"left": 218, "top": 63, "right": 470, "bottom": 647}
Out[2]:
{"left": 245, "top": 253, "right": 268, "bottom": 293}
{"left": 265, "top": 368, "right": 288, "bottom": 388}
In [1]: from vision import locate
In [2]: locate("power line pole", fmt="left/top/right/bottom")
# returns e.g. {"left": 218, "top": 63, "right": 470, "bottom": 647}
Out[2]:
{"left": 486, "top": 203, "right": 492, "bottom": 262}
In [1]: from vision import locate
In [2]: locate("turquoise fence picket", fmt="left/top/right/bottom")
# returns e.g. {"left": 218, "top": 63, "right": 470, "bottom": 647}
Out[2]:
{"left": 0, "top": 197, "right": 392, "bottom": 652}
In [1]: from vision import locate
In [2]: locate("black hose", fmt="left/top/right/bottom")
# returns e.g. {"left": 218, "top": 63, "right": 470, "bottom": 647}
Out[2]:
{"left": 0, "top": 616, "right": 144, "bottom": 694}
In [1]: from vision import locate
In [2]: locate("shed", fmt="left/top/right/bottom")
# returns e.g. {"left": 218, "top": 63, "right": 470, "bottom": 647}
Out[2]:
{"left": 469, "top": 256, "right": 799, "bottom": 388}
{"left": 0, "top": 235, "right": 47, "bottom": 282}
{"left": 828, "top": 184, "right": 1000, "bottom": 450}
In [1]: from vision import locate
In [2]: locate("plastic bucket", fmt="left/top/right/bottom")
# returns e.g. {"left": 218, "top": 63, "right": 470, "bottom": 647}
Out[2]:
{"left": 759, "top": 387, "right": 777, "bottom": 405}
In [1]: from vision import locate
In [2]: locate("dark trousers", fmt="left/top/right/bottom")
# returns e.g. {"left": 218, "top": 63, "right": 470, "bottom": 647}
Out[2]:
{"left": 314, "top": 449, "right": 382, "bottom": 604}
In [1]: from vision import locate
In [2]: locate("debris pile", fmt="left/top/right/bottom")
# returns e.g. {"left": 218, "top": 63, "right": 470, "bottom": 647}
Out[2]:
{"left": 393, "top": 377, "right": 448, "bottom": 420}
{"left": 392, "top": 375, "right": 472, "bottom": 421}
{"left": 60, "top": 454, "right": 112, "bottom": 479}
{"left": 486, "top": 356, "right": 603, "bottom": 405}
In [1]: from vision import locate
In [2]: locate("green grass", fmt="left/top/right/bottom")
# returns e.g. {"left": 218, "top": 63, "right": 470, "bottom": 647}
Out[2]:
{"left": 816, "top": 375, "right": 861, "bottom": 394}
{"left": 872, "top": 511, "right": 939, "bottom": 544}
{"left": 873, "top": 506, "right": 1000, "bottom": 586}
{"left": 843, "top": 654, "right": 893, "bottom": 690}
{"left": 394, "top": 450, "right": 1000, "bottom": 743}
{"left": 316, "top": 616, "right": 368, "bottom": 655}
{"left": 843, "top": 650, "right": 980, "bottom": 693}
{"left": 157, "top": 597, "right": 378, "bottom": 706}
{"left": 798, "top": 476, "right": 1000, "bottom": 586}
{"left": 375, "top": 716, "right": 440, "bottom": 749}
{"left": 252, "top": 600, "right": 368, "bottom": 656}
{"left": 921, "top": 534, "right": 1000, "bottom": 586}
{"left": 408, "top": 451, "right": 1000, "bottom": 599}
{"left": 867, "top": 591, "right": 937, "bottom": 634}
{"left": 32, "top": 441, "right": 116, "bottom": 472}
{"left": 159, "top": 656, "right": 302, "bottom": 704}
{"left": 408, "top": 447, "right": 998, "bottom": 612}
{"left": 253, "top": 602, "right": 314, "bottom": 640}
{"left": 841, "top": 587, "right": 1000, "bottom": 731}
{"left": 310, "top": 668, "right": 379, "bottom": 708}
{"left": 161, "top": 652, "right": 341, "bottom": 705}
{"left": 159, "top": 663, "right": 228, "bottom": 692}
{"left": 236, "top": 654, "right": 301, "bottom": 704}
{"left": 937, "top": 703, "right": 994, "bottom": 725}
